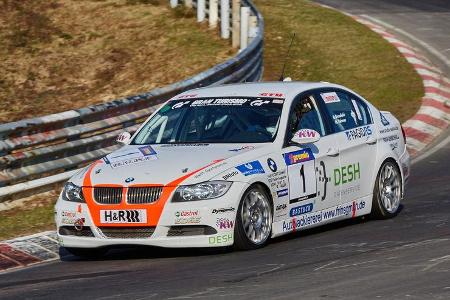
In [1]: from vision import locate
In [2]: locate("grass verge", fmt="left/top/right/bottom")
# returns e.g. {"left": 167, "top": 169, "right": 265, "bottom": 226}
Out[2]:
{"left": 0, "top": 0, "right": 233, "bottom": 123}
{"left": 0, "top": 190, "right": 59, "bottom": 240}
{"left": 256, "top": 0, "right": 423, "bottom": 122}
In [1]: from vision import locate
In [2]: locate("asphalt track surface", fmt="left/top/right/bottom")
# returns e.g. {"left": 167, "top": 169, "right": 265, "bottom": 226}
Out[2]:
{"left": 1, "top": 1, "right": 450, "bottom": 299}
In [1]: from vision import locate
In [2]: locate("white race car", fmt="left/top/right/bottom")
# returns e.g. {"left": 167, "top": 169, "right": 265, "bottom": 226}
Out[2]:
{"left": 55, "top": 82, "right": 410, "bottom": 257}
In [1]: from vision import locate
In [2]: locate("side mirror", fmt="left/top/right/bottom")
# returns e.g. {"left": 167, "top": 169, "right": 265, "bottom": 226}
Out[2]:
{"left": 291, "top": 129, "right": 320, "bottom": 145}
{"left": 116, "top": 132, "right": 131, "bottom": 145}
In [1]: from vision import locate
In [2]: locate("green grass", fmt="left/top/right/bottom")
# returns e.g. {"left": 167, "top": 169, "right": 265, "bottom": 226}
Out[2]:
{"left": 256, "top": 0, "right": 423, "bottom": 122}
{"left": 0, "top": 196, "right": 57, "bottom": 240}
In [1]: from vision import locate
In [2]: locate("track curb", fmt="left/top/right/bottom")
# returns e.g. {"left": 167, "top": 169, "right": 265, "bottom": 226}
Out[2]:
{"left": 348, "top": 15, "right": 450, "bottom": 158}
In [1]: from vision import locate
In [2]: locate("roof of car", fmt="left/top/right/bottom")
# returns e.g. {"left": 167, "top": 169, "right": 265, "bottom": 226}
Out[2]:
{"left": 175, "top": 81, "right": 349, "bottom": 101}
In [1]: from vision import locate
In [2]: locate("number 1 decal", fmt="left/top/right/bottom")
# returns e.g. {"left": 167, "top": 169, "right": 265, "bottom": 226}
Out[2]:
{"left": 300, "top": 164, "right": 306, "bottom": 193}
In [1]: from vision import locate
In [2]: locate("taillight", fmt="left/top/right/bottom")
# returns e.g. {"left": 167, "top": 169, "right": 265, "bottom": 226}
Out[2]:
{"left": 401, "top": 125, "right": 406, "bottom": 143}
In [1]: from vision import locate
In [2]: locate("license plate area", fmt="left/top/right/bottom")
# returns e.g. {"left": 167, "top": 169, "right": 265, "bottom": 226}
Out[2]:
{"left": 100, "top": 209, "right": 147, "bottom": 224}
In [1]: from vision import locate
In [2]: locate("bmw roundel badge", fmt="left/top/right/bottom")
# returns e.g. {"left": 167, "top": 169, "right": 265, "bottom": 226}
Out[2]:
{"left": 125, "top": 177, "right": 135, "bottom": 183}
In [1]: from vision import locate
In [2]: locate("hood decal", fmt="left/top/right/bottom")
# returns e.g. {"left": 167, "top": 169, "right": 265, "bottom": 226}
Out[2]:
{"left": 82, "top": 159, "right": 224, "bottom": 227}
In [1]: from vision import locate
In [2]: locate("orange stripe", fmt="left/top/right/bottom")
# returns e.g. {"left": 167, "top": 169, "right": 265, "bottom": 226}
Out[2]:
{"left": 82, "top": 159, "right": 224, "bottom": 227}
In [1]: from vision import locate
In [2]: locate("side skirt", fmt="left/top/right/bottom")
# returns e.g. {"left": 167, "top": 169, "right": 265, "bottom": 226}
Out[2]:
{"left": 271, "top": 195, "right": 373, "bottom": 238}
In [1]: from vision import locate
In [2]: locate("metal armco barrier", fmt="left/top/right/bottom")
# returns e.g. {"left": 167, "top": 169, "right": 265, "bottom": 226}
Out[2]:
{"left": 0, "top": 0, "right": 264, "bottom": 201}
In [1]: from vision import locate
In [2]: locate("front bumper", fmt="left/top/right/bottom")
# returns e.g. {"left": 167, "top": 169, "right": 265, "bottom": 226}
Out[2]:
{"left": 55, "top": 182, "right": 247, "bottom": 249}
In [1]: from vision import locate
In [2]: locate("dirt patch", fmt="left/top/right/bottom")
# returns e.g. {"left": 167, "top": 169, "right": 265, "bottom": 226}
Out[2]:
{"left": 0, "top": 0, "right": 232, "bottom": 123}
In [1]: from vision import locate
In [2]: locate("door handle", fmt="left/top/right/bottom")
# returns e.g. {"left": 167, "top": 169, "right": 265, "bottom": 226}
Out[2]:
{"left": 366, "top": 136, "right": 377, "bottom": 145}
{"left": 326, "top": 147, "right": 339, "bottom": 157}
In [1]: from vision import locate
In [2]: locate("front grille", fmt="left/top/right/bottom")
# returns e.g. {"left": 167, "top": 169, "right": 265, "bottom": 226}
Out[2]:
{"left": 98, "top": 227, "right": 155, "bottom": 239}
{"left": 167, "top": 225, "right": 217, "bottom": 237}
{"left": 93, "top": 187, "right": 122, "bottom": 204}
{"left": 59, "top": 226, "right": 95, "bottom": 237}
{"left": 127, "top": 186, "right": 163, "bottom": 204}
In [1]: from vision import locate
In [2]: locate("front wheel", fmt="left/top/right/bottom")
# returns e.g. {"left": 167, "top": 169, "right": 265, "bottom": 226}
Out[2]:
{"left": 371, "top": 160, "right": 402, "bottom": 219}
{"left": 234, "top": 184, "right": 273, "bottom": 250}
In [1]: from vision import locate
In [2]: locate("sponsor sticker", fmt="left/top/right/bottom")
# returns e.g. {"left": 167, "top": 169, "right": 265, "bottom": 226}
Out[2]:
{"left": 216, "top": 218, "right": 234, "bottom": 230}
{"left": 209, "top": 233, "right": 233, "bottom": 244}
{"left": 283, "top": 149, "right": 315, "bottom": 166}
{"left": 105, "top": 146, "right": 157, "bottom": 168}
{"left": 345, "top": 126, "right": 372, "bottom": 141}
{"left": 100, "top": 209, "right": 147, "bottom": 224}
{"left": 267, "top": 158, "right": 277, "bottom": 172}
{"left": 175, "top": 210, "right": 201, "bottom": 224}
{"left": 212, "top": 207, "right": 235, "bottom": 214}
{"left": 229, "top": 145, "right": 255, "bottom": 152}
{"left": 277, "top": 189, "right": 289, "bottom": 198}
{"left": 380, "top": 112, "right": 390, "bottom": 126}
{"left": 290, "top": 203, "right": 314, "bottom": 217}
{"left": 235, "top": 161, "right": 265, "bottom": 176}
{"left": 321, "top": 92, "right": 340, "bottom": 104}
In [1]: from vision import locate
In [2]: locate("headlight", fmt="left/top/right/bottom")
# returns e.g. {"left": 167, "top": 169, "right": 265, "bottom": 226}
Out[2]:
{"left": 172, "top": 181, "right": 232, "bottom": 202}
{"left": 61, "top": 182, "right": 85, "bottom": 203}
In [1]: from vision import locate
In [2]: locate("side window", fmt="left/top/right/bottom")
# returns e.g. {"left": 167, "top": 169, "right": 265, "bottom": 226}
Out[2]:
{"left": 350, "top": 96, "right": 372, "bottom": 125}
{"left": 319, "top": 91, "right": 359, "bottom": 133}
{"left": 288, "top": 95, "right": 325, "bottom": 139}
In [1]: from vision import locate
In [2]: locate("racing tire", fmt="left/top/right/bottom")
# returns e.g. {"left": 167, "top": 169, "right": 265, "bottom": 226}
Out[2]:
{"left": 234, "top": 184, "right": 273, "bottom": 250}
{"left": 371, "top": 160, "right": 402, "bottom": 219}
{"left": 64, "top": 247, "right": 108, "bottom": 259}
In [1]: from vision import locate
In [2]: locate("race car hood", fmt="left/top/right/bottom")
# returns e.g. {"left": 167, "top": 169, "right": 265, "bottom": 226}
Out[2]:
{"left": 71, "top": 144, "right": 269, "bottom": 187}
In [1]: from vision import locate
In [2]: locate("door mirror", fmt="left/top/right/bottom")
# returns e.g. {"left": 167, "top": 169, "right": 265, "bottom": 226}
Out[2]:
{"left": 291, "top": 129, "right": 320, "bottom": 145}
{"left": 116, "top": 132, "right": 131, "bottom": 145}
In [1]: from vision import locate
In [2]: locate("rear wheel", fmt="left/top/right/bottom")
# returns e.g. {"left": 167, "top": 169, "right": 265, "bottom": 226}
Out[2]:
{"left": 371, "top": 160, "right": 402, "bottom": 219}
{"left": 64, "top": 247, "right": 108, "bottom": 259}
{"left": 234, "top": 184, "right": 272, "bottom": 250}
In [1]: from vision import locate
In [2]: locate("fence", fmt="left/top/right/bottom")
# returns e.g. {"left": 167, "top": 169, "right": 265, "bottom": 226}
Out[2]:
{"left": 0, "top": 0, "right": 264, "bottom": 201}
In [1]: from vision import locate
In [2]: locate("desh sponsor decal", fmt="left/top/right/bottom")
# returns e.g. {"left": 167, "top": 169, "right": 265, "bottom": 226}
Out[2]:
{"left": 216, "top": 218, "right": 234, "bottom": 230}
{"left": 209, "top": 233, "right": 233, "bottom": 245}
{"left": 235, "top": 161, "right": 265, "bottom": 176}
{"left": 321, "top": 92, "right": 340, "bottom": 104}
{"left": 212, "top": 207, "right": 235, "bottom": 214}
{"left": 283, "top": 149, "right": 315, "bottom": 166}
{"left": 334, "top": 162, "right": 361, "bottom": 186}
{"left": 345, "top": 126, "right": 372, "bottom": 141}
{"left": 277, "top": 189, "right": 289, "bottom": 198}
{"left": 289, "top": 203, "right": 314, "bottom": 217}
{"left": 100, "top": 209, "right": 147, "bottom": 224}
{"left": 282, "top": 200, "right": 366, "bottom": 232}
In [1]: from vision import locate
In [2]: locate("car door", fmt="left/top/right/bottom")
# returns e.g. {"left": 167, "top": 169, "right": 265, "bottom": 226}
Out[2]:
{"left": 316, "top": 89, "right": 377, "bottom": 206}
{"left": 283, "top": 93, "right": 341, "bottom": 220}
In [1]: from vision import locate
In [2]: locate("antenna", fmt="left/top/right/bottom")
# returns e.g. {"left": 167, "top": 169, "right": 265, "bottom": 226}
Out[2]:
{"left": 279, "top": 33, "right": 296, "bottom": 81}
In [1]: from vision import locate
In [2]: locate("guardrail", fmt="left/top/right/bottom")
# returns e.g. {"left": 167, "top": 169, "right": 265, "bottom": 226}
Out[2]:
{"left": 0, "top": 0, "right": 264, "bottom": 201}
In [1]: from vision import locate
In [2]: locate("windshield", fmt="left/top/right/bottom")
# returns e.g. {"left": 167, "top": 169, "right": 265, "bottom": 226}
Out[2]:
{"left": 132, "top": 97, "right": 284, "bottom": 144}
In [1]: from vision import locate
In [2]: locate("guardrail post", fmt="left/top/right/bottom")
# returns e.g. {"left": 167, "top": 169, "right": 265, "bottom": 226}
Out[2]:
{"left": 249, "top": 15, "right": 257, "bottom": 38}
{"left": 185, "top": 0, "right": 193, "bottom": 8}
{"left": 209, "top": 0, "right": 219, "bottom": 28}
{"left": 197, "top": 0, "right": 205, "bottom": 22}
{"left": 232, "top": 0, "right": 240, "bottom": 48}
{"left": 220, "top": 0, "right": 230, "bottom": 39}
{"left": 240, "top": 6, "right": 250, "bottom": 50}
{"left": 170, "top": 0, "right": 178, "bottom": 8}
